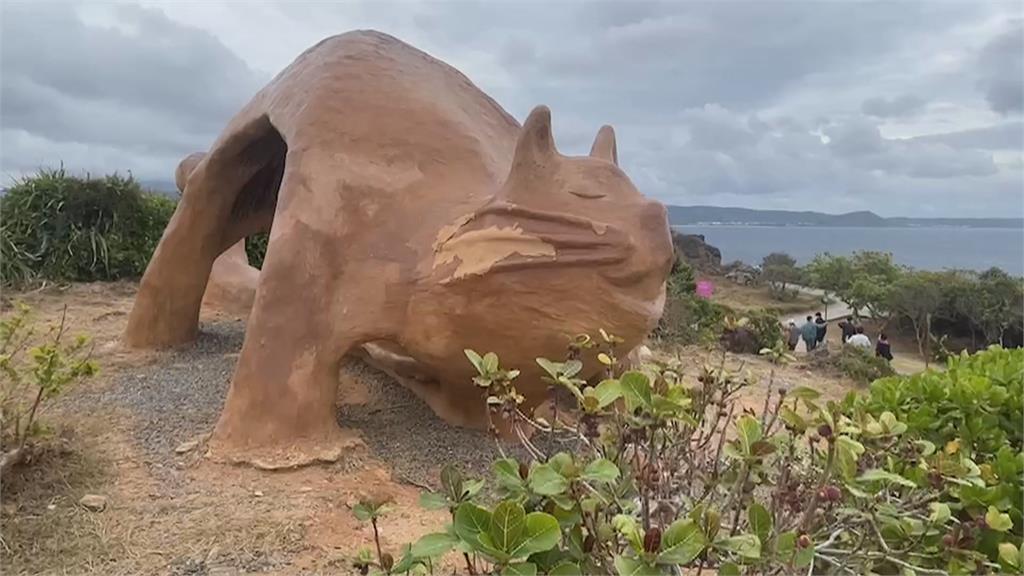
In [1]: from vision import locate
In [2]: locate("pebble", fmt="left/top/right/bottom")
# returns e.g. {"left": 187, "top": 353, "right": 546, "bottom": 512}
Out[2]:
{"left": 175, "top": 440, "right": 199, "bottom": 454}
{"left": 79, "top": 494, "right": 108, "bottom": 512}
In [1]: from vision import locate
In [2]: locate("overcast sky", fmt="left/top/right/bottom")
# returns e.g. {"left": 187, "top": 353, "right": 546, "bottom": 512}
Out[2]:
{"left": 2, "top": 1, "right": 1022, "bottom": 217}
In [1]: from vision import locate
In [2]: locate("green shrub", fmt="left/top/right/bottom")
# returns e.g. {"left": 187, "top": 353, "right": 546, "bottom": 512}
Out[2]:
{"left": 353, "top": 336, "right": 1021, "bottom": 575}
{"left": 721, "top": 308, "right": 784, "bottom": 354}
{"left": 827, "top": 345, "right": 896, "bottom": 384}
{"left": 1, "top": 304, "right": 97, "bottom": 473}
{"left": 845, "top": 346, "right": 1024, "bottom": 570}
{"left": 655, "top": 261, "right": 730, "bottom": 345}
{"left": 0, "top": 169, "right": 175, "bottom": 286}
{"left": 245, "top": 232, "right": 269, "bottom": 269}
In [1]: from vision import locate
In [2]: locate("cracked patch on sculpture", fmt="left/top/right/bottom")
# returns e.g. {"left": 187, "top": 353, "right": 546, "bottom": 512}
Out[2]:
{"left": 125, "top": 30, "right": 674, "bottom": 468}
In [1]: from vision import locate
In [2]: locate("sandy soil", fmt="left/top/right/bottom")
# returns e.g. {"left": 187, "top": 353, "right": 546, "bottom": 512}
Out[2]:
{"left": 0, "top": 282, "right": 865, "bottom": 575}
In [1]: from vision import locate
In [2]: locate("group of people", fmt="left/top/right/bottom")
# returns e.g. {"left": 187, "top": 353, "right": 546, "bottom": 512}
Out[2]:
{"left": 786, "top": 313, "right": 894, "bottom": 361}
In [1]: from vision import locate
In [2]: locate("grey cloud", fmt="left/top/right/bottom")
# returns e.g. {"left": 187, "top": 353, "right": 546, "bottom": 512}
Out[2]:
{"left": 1, "top": 2, "right": 264, "bottom": 172}
{"left": 0, "top": 0, "right": 1019, "bottom": 218}
{"left": 910, "top": 122, "right": 1023, "bottom": 150}
{"left": 977, "top": 23, "right": 1023, "bottom": 114}
{"left": 861, "top": 95, "right": 927, "bottom": 118}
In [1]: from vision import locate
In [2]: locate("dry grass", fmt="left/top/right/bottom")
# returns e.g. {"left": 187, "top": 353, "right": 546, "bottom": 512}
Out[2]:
{"left": 704, "top": 276, "right": 821, "bottom": 316}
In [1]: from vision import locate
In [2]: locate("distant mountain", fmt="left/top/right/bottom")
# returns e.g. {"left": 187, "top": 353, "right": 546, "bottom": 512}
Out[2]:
{"left": 139, "top": 179, "right": 178, "bottom": 196}
{"left": 667, "top": 205, "right": 1022, "bottom": 229}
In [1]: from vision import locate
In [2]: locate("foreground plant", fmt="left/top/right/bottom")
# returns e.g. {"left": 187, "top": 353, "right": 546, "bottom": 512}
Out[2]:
{"left": 0, "top": 304, "right": 98, "bottom": 473}
{"left": 356, "top": 337, "right": 1022, "bottom": 575}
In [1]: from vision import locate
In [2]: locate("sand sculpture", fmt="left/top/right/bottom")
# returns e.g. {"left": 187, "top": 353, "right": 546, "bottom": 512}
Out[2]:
{"left": 125, "top": 30, "right": 674, "bottom": 468}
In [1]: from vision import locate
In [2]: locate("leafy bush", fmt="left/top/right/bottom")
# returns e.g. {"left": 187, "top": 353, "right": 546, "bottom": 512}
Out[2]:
{"left": 245, "top": 232, "right": 270, "bottom": 269}
{"left": 353, "top": 335, "right": 1021, "bottom": 575}
{"left": 822, "top": 345, "right": 896, "bottom": 384}
{"left": 655, "top": 262, "right": 730, "bottom": 345}
{"left": 721, "top": 309, "right": 783, "bottom": 354}
{"left": 0, "top": 304, "right": 97, "bottom": 473}
{"left": 0, "top": 169, "right": 176, "bottom": 286}
{"left": 760, "top": 253, "right": 802, "bottom": 301}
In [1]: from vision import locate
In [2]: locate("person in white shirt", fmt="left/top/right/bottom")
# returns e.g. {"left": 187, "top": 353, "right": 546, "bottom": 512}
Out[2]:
{"left": 846, "top": 325, "right": 872, "bottom": 349}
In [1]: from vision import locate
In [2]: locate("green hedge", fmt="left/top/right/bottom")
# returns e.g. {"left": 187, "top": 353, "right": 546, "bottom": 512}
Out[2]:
{"left": 1, "top": 170, "right": 176, "bottom": 286}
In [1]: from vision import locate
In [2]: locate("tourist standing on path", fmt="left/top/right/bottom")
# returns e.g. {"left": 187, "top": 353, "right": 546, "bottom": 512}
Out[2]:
{"left": 875, "top": 332, "right": 893, "bottom": 361}
{"left": 814, "top": 312, "right": 827, "bottom": 345}
{"left": 787, "top": 319, "right": 801, "bottom": 351}
{"left": 847, "top": 325, "right": 872, "bottom": 349}
{"left": 801, "top": 315, "right": 819, "bottom": 351}
{"left": 838, "top": 318, "right": 855, "bottom": 342}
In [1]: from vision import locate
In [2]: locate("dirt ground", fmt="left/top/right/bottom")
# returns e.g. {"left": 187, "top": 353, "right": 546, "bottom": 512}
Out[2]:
{"left": 0, "top": 282, "right": 865, "bottom": 575}
{"left": 701, "top": 275, "right": 821, "bottom": 316}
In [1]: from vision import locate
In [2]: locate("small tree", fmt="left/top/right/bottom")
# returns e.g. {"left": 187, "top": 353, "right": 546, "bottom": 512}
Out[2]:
{"left": 805, "top": 252, "right": 901, "bottom": 320}
{"left": 887, "top": 271, "right": 942, "bottom": 367}
{"left": 760, "top": 253, "right": 801, "bottom": 300}
{"left": 0, "top": 304, "right": 97, "bottom": 473}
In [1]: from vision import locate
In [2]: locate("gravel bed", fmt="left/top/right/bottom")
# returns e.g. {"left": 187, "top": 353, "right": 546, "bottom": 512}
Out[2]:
{"left": 60, "top": 318, "right": 577, "bottom": 489}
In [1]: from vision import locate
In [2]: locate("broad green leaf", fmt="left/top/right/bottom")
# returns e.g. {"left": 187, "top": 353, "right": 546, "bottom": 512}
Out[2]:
{"left": 613, "top": 514, "right": 644, "bottom": 553}
{"left": 441, "top": 464, "right": 463, "bottom": 500}
{"left": 998, "top": 542, "right": 1020, "bottom": 568}
{"left": 587, "top": 378, "right": 623, "bottom": 409}
{"left": 790, "top": 541, "right": 815, "bottom": 565}
{"left": 858, "top": 469, "right": 916, "bottom": 488}
{"left": 779, "top": 407, "right": 806, "bottom": 432}
{"left": 747, "top": 503, "right": 772, "bottom": 543}
{"left": 794, "top": 540, "right": 814, "bottom": 568}
{"left": 352, "top": 503, "right": 373, "bottom": 521}
{"left": 536, "top": 358, "right": 562, "bottom": 379}
{"left": 501, "top": 562, "right": 537, "bottom": 576}
{"left": 465, "top": 349, "right": 485, "bottom": 373}
{"left": 789, "top": 386, "right": 820, "bottom": 400}
{"left": 620, "top": 371, "right": 652, "bottom": 412}
{"left": 656, "top": 518, "right": 706, "bottom": 565}
{"left": 835, "top": 436, "right": 865, "bottom": 480}
{"left": 509, "top": 512, "right": 561, "bottom": 558}
{"left": 563, "top": 360, "right": 583, "bottom": 378}
{"left": 775, "top": 531, "right": 796, "bottom": 561}
{"left": 529, "top": 464, "right": 569, "bottom": 496}
{"left": 718, "top": 561, "right": 741, "bottom": 576}
{"left": 549, "top": 561, "right": 582, "bottom": 575}
{"left": 614, "top": 555, "right": 660, "bottom": 576}
{"left": 483, "top": 352, "right": 499, "bottom": 373}
{"left": 410, "top": 532, "right": 458, "bottom": 558}
{"left": 735, "top": 415, "right": 763, "bottom": 455}
{"left": 548, "top": 453, "right": 576, "bottom": 478}
{"left": 419, "top": 492, "right": 449, "bottom": 510}
{"left": 928, "top": 502, "right": 951, "bottom": 524}
{"left": 391, "top": 545, "right": 418, "bottom": 574}
{"left": 463, "top": 478, "right": 485, "bottom": 498}
{"left": 582, "top": 458, "right": 620, "bottom": 484}
{"left": 986, "top": 506, "right": 1013, "bottom": 532}
{"left": 490, "top": 501, "right": 527, "bottom": 553}
{"left": 494, "top": 459, "right": 526, "bottom": 491}
{"left": 716, "top": 534, "right": 761, "bottom": 559}
{"left": 454, "top": 502, "right": 493, "bottom": 553}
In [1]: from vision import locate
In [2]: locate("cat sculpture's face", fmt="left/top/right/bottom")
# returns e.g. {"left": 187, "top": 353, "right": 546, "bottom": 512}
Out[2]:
{"left": 432, "top": 106, "right": 674, "bottom": 318}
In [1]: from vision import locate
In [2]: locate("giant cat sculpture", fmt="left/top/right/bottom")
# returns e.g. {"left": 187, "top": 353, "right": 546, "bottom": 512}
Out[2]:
{"left": 125, "top": 31, "right": 673, "bottom": 468}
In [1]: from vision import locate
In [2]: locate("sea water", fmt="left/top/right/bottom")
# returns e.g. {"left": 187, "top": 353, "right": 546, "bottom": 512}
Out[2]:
{"left": 676, "top": 225, "right": 1024, "bottom": 275}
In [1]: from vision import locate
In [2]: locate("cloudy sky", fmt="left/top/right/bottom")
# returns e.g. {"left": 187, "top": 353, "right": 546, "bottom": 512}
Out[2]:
{"left": 2, "top": 1, "right": 1022, "bottom": 217}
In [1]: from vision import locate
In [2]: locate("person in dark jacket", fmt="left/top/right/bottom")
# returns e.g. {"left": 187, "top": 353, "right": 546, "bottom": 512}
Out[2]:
{"left": 801, "top": 315, "right": 818, "bottom": 351}
{"left": 814, "top": 312, "right": 827, "bottom": 344}
{"left": 839, "top": 318, "right": 856, "bottom": 342}
{"left": 875, "top": 332, "right": 894, "bottom": 361}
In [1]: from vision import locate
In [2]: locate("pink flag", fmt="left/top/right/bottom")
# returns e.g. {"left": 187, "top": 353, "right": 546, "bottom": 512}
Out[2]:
{"left": 696, "top": 280, "right": 714, "bottom": 299}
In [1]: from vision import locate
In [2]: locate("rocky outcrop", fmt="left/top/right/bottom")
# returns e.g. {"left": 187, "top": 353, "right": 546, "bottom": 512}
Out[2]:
{"left": 671, "top": 231, "right": 722, "bottom": 272}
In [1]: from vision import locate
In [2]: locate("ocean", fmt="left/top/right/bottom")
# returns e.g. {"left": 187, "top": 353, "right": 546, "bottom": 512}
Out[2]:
{"left": 676, "top": 225, "right": 1024, "bottom": 276}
